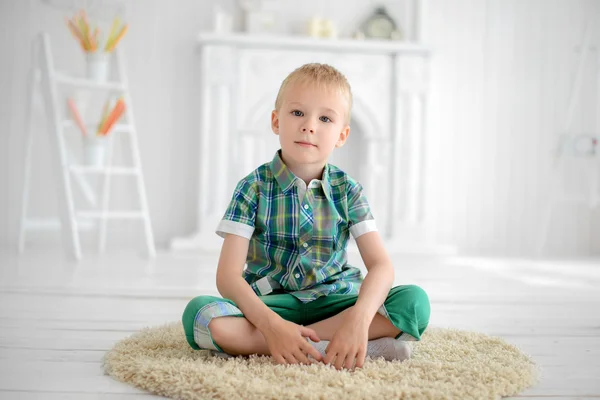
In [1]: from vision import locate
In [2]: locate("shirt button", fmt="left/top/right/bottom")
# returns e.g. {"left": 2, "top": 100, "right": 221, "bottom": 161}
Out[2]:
{"left": 303, "top": 204, "right": 309, "bottom": 210}
{"left": 295, "top": 273, "right": 300, "bottom": 279}
{"left": 303, "top": 243, "right": 308, "bottom": 248}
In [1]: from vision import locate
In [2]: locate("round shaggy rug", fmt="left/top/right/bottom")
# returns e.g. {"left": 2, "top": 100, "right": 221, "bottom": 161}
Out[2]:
{"left": 103, "top": 322, "right": 538, "bottom": 400}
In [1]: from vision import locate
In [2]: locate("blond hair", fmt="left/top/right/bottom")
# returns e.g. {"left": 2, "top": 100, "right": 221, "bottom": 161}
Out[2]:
{"left": 274, "top": 63, "right": 352, "bottom": 124}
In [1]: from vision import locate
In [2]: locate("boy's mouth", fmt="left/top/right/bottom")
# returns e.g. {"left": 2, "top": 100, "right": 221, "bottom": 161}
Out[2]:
{"left": 295, "top": 141, "right": 317, "bottom": 148}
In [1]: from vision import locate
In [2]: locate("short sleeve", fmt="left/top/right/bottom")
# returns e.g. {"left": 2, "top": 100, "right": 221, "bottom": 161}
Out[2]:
{"left": 346, "top": 180, "right": 377, "bottom": 239}
{"left": 216, "top": 179, "right": 258, "bottom": 240}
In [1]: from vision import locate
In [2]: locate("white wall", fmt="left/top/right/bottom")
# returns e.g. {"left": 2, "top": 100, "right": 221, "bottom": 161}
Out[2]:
{"left": 1, "top": 0, "right": 599, "bottom": 256}
{"left": 425, "top": 0, "right": 600, "bottom": 256}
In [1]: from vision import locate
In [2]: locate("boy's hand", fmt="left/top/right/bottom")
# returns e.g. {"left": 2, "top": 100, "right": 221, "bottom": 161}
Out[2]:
{"left": 261, "top": 317, "right": 323, "bottom": 365}
{"left": 323, "top": 307, "right": 370, "bottom": 370}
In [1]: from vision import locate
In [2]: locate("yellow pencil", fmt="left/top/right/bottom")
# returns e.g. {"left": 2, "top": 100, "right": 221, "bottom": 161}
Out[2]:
{"left": 81, "top": 10, "right": 94, "bottom": 52}
{"left": 106, "top": 24, "right": 128, "bottom": 52}
{"left": 91, "top": 27, "right": 99, "bottom": 51}
{"left": 104, "top": 17, "right": 121, "bottom": 52}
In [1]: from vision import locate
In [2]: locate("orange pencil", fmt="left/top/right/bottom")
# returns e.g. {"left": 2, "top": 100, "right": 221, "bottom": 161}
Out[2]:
{"left": 67, "top": 98, "right": 88, "bottom": 136}
{"left": 102, "top": 105, "right": 125, "bottom": 135}
{"left": 98, "top": 98, "right": 122, "bottom": 133}
{"left": 100, "top": 99, "right": 125, "bottom": 135}
{"left": 96, "top": 98, "right": 111, "bottom": 135}
{"left": 75, "top": 14, "right": 90, "bottom": 51}
{"left": 91, "top": 27, "right": 99, "bottom": 51}
{"left": 65, "top": 19, "right": 86, "bottom": 51}
{"left": 103, "top": 105, "right": 125, "bottom": 135}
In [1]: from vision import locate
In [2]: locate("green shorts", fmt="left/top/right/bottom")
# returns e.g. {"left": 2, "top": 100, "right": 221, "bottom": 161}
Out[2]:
{"left": 182, "top": 285, "right": 430, "bottom": 352}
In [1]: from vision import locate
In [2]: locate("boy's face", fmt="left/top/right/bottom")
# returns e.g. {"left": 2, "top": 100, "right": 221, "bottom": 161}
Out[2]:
{"left": 271, "top": 82, "right": 350, "bottom": 167}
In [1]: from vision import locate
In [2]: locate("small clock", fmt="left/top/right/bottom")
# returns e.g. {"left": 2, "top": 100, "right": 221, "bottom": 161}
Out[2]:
{"left": 362, "top": 7, "right": 397, "bottom": 40}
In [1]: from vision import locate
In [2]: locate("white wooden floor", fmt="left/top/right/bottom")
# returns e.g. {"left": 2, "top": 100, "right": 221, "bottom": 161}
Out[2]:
{"left": 0, "top": 246, "right": 599, "bottom": 399}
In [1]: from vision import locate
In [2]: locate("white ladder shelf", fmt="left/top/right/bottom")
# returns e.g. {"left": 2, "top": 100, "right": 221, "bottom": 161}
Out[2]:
{"left": 18, "top": 32, "right": 156, "bottom": 260}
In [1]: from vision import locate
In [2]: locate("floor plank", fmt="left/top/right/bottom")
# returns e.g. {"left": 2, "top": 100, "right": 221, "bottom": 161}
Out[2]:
{"left": 0, "top": 392, "right": 161, "bottom": 400}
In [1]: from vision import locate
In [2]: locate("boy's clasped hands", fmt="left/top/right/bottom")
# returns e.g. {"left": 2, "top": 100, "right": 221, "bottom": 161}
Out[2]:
{"left": 261, "top": 308, "right": 370, "bottom": 370}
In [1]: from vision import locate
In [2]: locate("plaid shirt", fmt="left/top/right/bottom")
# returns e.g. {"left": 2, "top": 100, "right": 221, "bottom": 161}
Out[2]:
{"left": 216, "top": 150, "right": 377, "bottom": 303}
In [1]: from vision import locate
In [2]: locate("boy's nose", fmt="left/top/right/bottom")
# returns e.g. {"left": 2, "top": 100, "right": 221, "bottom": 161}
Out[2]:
{"left": 302, "top": 127, "right": 315, "bottom": 134}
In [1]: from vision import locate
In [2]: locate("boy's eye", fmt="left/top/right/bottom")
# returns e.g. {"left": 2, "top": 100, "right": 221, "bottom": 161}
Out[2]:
{"left": 320, "top": 116, "right": 331, "bottom": 123}
{"left": 292, "top": 110, "right": 303, "bottom": 117}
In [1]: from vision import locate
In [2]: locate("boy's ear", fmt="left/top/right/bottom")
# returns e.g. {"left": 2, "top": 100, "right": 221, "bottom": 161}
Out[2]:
{"left": 335, "top": 125, "right": 350, "bottom": 147}
{"left": 271, "top": 110, "right": 280, "bottom": 135}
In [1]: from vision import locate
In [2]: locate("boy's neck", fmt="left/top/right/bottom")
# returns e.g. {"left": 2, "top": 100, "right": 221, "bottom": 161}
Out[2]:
{"left": 280, "top": 151, "right": 326, "bottom": 185}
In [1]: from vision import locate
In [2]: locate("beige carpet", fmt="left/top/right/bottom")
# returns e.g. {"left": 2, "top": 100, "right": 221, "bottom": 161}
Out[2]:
{"left": 103, "top": 322, "right": 538, "bottom": 399}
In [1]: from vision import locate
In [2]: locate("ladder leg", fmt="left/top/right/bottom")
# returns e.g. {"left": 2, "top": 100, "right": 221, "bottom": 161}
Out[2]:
{"left": 593, "top": 45, "right": 600, "bottom": 210}
{"left": 18, "top": 50, "right": 39, "bottom": 253}
{"left": 98, "top": 129, "right": 115, "bottom": 253}
{"left": 39, "top": 33, "right": 81, "bottom": 260}
{"left": 115, "top": 47, "right": 155, "bottom": 258}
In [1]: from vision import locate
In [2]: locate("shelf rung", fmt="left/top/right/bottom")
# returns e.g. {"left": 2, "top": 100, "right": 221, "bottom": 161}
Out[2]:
{"left": 24, "top": 218, "right": 95, "bottom": 231}
{"left": 69, "top": 165, "right": 140, "bottom": 175}
{"left": 62, "top": 120, "right": 133, "bottom": 134}
{"left": 77, "top": 211, "right": 144, "bottom": 219}
{"left": 53, "top": 72, "right": 126, "bottom": 92}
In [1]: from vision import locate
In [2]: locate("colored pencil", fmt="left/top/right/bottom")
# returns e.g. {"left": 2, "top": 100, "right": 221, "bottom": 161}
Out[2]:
{"left": 99, "top": 98, "right": 126, "bottom": 135}
{"left": 65, "top": 18, "right": 87, "bottom": 51}
{"left": 106, "top": 24, "right": 128, "bottom": 52}
{"left": 66, "top": 11, "right": 128, "bottom": 53}
{"left": 96, "top": 99, "right": 112, "bottom": 135}
{"left": 67, "top": 98, "right": 88, "bottom": 136}
{"left": 104, "top": 17, "right": 121, "bottom": 51}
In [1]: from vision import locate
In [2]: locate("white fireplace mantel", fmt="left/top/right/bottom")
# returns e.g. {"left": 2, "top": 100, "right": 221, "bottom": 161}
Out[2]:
{"left": 170, "top": 32, "right": 454, "bottom": 255}
{"left": 193, "top": 32, "right": 431, "bottom": 55}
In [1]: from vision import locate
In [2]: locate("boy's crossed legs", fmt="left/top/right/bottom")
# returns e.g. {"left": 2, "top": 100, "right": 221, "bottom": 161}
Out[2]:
{"left": 182, "top": 285, "right": 429, "bottom": 367}
{"left": 209, "top": 307, "right": 410, "bottom": 364}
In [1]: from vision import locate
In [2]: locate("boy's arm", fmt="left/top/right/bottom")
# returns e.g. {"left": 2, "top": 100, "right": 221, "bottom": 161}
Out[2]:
{"left": 322, "top": 231, "right": 395, "bottom": 370}
{"left": 352, "top": 230, "right": 395, "bottom": 322}
{"left": 215, "top": 234, "right": 280, "bottom": 331}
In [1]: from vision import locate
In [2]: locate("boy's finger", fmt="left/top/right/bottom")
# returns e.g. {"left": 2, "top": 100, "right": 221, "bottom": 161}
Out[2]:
{"left": 334, "top": 352, "right": 346, "bottom": 370}
{"left": 355, "top": 348, "right": 366, "bottom": 369}
{"left": 294, "top": 349, "right": 311, "bottom": 365}
{"left": 323, "top": 349, "right": 336, "bottom": 366}
{"left": 344, "top": 352, "right": 355, "bottom": 370}
{"left": 273, "top": 354, "right": 287, "bottom": 365}
{"left": 302, "top": 342, "right": 323, "bottom": 361}
{"left": 283, "top": 353, "right": 299, "bottom": 365}
{"left": 300, "top": 326, "right": 320, "bottom": 342}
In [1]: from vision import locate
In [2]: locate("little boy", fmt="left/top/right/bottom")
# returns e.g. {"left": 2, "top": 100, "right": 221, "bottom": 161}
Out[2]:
{"left": 182, "top": 63, "right": 430, "bottom": 370}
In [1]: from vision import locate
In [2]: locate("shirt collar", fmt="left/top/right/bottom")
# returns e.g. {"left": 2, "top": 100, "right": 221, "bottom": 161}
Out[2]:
{"left": 270, "top": 150, "right": 332, "bottom": 202}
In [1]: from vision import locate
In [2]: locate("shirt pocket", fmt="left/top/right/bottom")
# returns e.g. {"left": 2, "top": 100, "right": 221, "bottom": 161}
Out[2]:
{"left": 313, "top": 204, "right": 346, "bottom": 263}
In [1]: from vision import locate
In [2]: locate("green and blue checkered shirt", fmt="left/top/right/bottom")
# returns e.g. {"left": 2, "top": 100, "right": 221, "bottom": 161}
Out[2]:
{"left": 216, "top": 150, "right": 377, "bottom": 303}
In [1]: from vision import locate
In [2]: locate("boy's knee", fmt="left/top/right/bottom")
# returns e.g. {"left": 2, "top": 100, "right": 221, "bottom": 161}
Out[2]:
{"left": 389, "top": 284, "right": 428, "bottom": 302}
{"left": 388, "top": 284, "right": 431, "bottom": 321}
{"left": 407, "top": 284, "right": 429, "bottom": 304}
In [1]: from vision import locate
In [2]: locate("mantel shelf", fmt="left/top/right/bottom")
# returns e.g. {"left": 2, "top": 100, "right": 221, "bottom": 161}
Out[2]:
{"left": 197, "top": 32, "right": 432, "bottom": 56}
